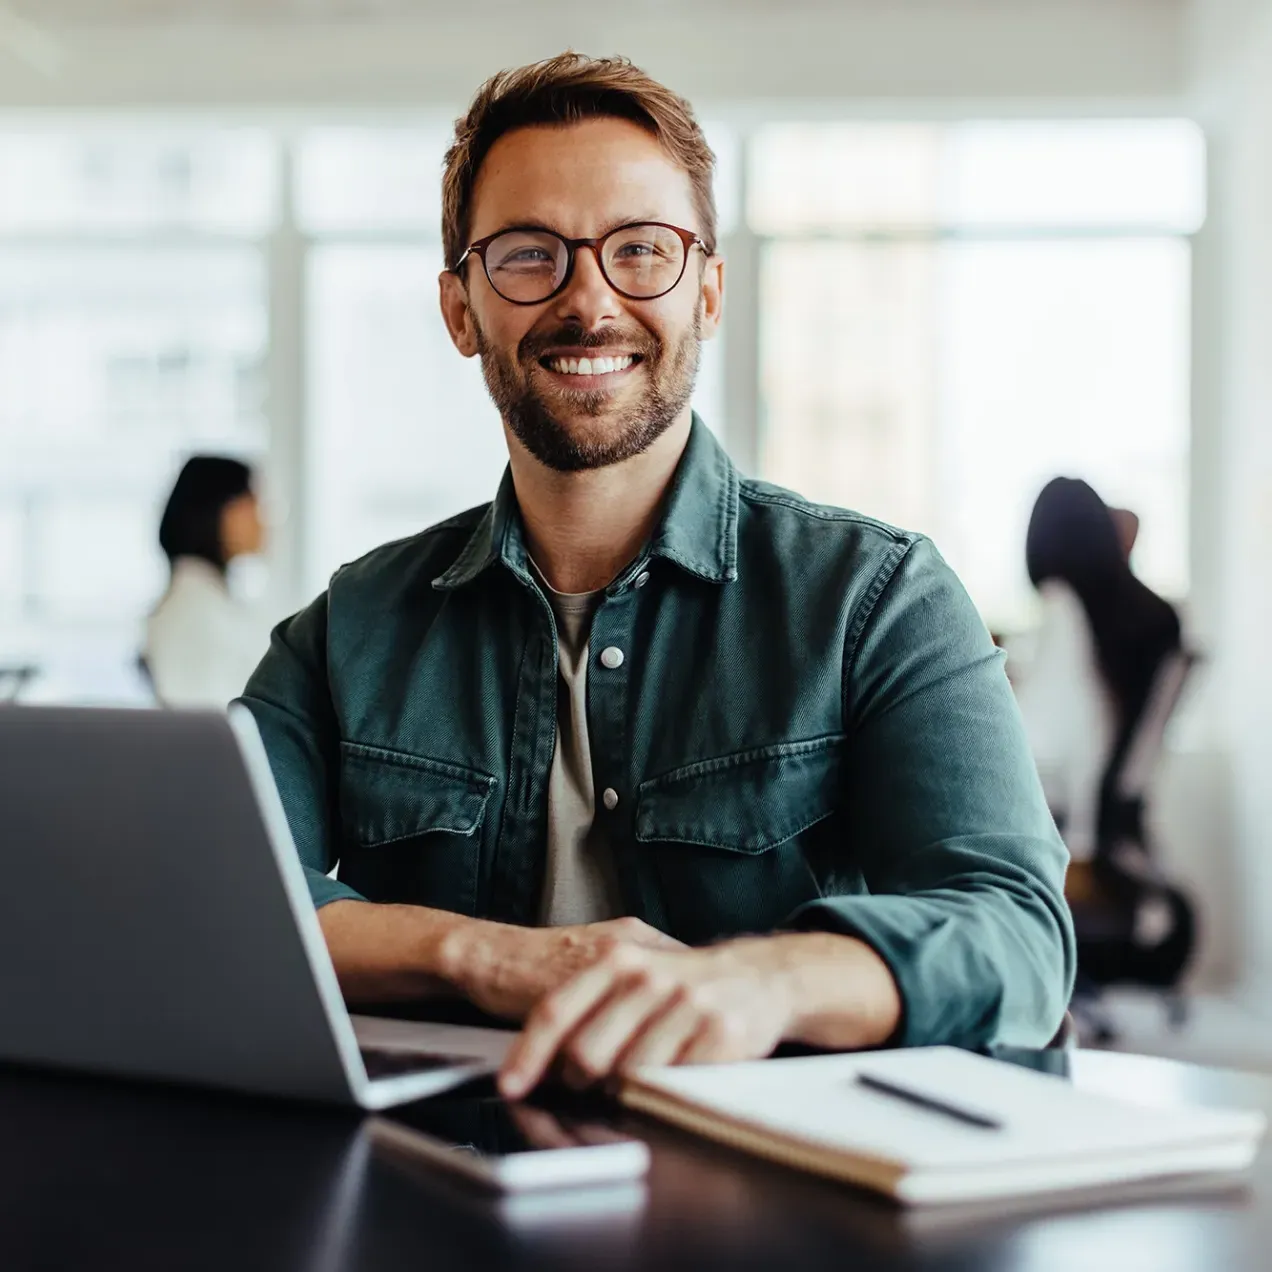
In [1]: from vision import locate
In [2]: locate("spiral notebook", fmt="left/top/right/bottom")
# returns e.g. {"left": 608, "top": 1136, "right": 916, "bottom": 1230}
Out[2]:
{"left": 619, "top": 1047, "right": 1265, "bottom": 1206}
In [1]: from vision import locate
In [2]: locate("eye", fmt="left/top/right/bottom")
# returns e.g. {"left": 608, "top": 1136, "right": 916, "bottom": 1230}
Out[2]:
{"left": 613, "top": 241, "right": 658, "bottom": 260}
{"left": 496, "top": 247, "right": 554, "bottom": 268}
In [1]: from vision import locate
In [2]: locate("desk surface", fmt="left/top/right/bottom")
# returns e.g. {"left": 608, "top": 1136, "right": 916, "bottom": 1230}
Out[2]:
{"left": 3, "top": 1049, "right": 1271, "bottom": 1272}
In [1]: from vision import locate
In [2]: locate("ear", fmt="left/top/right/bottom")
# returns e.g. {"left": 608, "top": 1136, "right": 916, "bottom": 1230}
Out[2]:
{"left": 439, "top": 270, "right": 480, "bottom": 358}
{"left": 698, "top": 254, "right": 725, "bottom": 341}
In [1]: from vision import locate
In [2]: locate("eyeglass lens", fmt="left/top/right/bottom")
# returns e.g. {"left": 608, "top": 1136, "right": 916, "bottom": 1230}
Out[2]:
{"left": 482, "top": 224, "right": 687, "bottom": 303}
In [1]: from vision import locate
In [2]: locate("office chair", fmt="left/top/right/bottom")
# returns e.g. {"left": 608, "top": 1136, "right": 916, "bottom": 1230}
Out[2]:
{"left": 0, "top": 665, "right": 37, "bottom": 704}
{"left": 1067, "top": 649, "right": 1200, "bottom": 1045}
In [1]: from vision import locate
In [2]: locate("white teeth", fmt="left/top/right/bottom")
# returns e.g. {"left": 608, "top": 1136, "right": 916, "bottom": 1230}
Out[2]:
{"left": 547, "top": 354, "right": 636, "bottom": 375}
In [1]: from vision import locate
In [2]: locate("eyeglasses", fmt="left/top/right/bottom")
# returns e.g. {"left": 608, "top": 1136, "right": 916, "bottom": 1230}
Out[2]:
{"left": 455, "top": 221, "right": 707, "bottom": 306}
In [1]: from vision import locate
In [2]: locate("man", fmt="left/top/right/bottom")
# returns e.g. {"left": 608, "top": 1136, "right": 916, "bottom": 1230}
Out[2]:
{"left": 242, "top": 53, "right": 1074, "bottom": 1099}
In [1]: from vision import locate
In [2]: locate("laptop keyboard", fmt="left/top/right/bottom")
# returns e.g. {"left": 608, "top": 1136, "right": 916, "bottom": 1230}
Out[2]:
{"left": 359, "top": 1047, "right": 488, "bottom": 1081}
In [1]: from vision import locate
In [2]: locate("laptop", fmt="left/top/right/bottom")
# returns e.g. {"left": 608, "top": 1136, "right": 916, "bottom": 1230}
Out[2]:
{"left": 0, "top": 705, "right": 514, "bottom": 1108}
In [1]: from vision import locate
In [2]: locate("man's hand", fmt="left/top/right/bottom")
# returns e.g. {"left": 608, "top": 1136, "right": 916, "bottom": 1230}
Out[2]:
{"left": 497, "top": 933, "right": 903, "bottom": 1098}
{"left": 437, "top": 914, "right": 684, "bottom": 1022}
{"left": 497, "top": 939, "right": 794, "bottom": 1098}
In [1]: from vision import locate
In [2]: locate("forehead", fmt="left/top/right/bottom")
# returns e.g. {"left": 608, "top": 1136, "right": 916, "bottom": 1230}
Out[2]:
{"left": 468, "top": 116, "right": 699, "bottom": 240}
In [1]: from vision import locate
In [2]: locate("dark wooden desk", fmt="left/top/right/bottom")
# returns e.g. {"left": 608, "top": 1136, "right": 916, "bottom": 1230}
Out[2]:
{"left": 2, "top": 1049, "right": 1269, "bottom": 1271}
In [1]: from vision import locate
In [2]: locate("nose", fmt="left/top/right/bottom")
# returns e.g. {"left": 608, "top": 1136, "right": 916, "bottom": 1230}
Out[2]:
{"left": 550, "top": 243, "right": 622, "bottom": 330}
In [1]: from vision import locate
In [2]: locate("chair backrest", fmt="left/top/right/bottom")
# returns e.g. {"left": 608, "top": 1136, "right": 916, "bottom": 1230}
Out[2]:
{"left": 0, "top": 665, "right": 38, "bottom": 704}
{"left": 1114, "top": 649, "right": 1198, "bottom": 801}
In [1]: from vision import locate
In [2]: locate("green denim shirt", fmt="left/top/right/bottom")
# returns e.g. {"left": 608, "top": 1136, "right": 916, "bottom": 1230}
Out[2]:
{"left": 241, "top": 418, "right": 1075, "bottom": 1049}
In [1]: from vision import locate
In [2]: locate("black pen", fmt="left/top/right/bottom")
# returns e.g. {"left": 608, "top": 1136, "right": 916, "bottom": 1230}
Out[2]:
{"left": 855, "top": 1072, "right": 1004, "bottom": 1131}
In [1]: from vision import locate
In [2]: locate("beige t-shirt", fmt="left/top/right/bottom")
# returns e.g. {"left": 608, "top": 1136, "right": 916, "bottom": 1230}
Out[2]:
{"left": 531, "top": 564, "right": 623, "bottom": 926}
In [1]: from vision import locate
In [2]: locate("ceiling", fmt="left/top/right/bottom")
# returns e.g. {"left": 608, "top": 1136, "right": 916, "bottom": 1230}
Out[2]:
{"left": 0, "top": 0, "right": 1197, "bottom": 108}
{"left": 6, "top": 0, "right": 762, "bottom": 19}
{"left": 9, "top": 0, "right": 1159, "bottom": 19}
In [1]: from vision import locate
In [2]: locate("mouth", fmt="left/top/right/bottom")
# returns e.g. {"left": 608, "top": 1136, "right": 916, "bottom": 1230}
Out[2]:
{"left": 537, "top": 351, "right": 643, "bottom": 391}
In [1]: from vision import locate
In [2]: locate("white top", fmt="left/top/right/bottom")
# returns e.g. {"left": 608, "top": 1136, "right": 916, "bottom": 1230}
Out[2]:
{"left": 1012, "top": 580, "right": 1117, "bottom": 862}
{"left": 145, "top": 556, "right": 271, "bottom": 710}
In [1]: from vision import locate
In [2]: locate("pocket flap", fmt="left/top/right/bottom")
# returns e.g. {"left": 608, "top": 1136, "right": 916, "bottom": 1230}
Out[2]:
{"left": 635, "top": 735, "right": 844, "bottom": 854}
{"left": 339, "top": 743, "right": 496, "bottom": 848}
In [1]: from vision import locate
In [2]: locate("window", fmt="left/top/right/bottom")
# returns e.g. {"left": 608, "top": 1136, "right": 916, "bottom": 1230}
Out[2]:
{"left": 752, "top": 120, "right": 1202, "bottom": 630}
{"left": 0, "top": 127, "right": 277, "bottom": 233}
{"left": 296, "top": 126, "right": 449, "bottom": 235}
{"left": 1, "top": 114, "right": 1199, "bottom": 696}
{"left": 0, "top": 130, "right": 273, "bottom": 676}
{"left": 306, "top": 244, "right": 508, "bottom": 592}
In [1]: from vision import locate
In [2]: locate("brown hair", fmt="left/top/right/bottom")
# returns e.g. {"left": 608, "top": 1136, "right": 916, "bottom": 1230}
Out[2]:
{"left": 441, "top": 52, "right": 717, "bottom": 271}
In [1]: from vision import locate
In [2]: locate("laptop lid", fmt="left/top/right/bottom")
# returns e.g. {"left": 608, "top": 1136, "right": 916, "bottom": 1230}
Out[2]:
{"left": 0, "top": 705, "right": 367, "bottom": 1104}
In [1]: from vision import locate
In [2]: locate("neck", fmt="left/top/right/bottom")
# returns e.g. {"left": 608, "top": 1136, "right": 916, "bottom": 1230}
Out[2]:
{"left": 505, "top": 409, "right": 693, "bottom": 594}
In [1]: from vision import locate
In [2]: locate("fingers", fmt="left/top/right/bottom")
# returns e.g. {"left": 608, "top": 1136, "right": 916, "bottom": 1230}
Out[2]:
{"left": 556, "top": 966, "right": 678, "bottom": 1081}
{"left": 499, "top": 954, "right": 629, "bottom": 1098}
{"left": 677, "top": 1008, "right": 742, "bottom": 1064}
{"left": 497, "top": 944, "right": 773, "bottom": 1097}
{"left": 614, "top": 993, "right": 705, "bottom": 1072}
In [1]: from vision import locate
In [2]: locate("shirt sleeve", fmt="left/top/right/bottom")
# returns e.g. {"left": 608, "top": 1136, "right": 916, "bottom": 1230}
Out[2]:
{"left": 786, "top": 537, "right": 1076, "bottom": 1049}
{"left": 235, "top": 591, "right": 366, "bottom": 910}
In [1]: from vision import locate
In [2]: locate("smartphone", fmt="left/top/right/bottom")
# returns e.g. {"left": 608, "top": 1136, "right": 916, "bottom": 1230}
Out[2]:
{"left": 367, "top": 1096, "right": 650, "bottom": 1193}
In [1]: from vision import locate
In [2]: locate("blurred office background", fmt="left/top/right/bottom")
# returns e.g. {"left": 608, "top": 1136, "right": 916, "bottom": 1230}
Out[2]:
{"left": 2, "top": 0, "right": 1272, "bottom": 1061}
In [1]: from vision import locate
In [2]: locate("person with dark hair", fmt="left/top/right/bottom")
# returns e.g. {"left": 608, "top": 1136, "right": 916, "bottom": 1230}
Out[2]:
{"left": 1016, "top": 478, "right": 1193, "bottom": 997}
{"left": 1017, "top": 477, "right": 1182, "bottom": 860}
{"left": 145, "top": 456, "right": 268, "bottom": 708}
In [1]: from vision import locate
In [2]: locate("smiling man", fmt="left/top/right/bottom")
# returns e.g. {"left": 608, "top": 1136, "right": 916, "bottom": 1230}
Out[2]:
{"left": 241, "top": 53, "right": 1074, "bottom": 1097}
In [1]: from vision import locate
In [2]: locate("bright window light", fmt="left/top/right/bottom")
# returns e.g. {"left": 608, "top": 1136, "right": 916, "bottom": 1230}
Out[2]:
{"left": 296, "top": 126, "right": 451, "bottom": 234}
{"left": 0, "top": 245, "right": 266, "bottom": 660}
{"left": 0, "top": 128, "right": 278, "bottom": 234}
{"left": 754, "top": 120, "right": 1200, "bottom": 630}
{"left": 749, "top": 119, "right": 1204, "bottom": 234}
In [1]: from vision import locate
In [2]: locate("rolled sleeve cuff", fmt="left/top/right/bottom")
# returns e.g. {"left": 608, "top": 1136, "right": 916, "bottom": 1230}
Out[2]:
{"left": 306, "top": 867, "right": 366, "bottom": 910}
{"left": 784, "top": 894, "right": 1012, "bottom": 1050}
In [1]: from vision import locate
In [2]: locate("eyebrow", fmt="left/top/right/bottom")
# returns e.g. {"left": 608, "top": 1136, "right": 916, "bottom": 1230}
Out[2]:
{"left": 483, "top": 214, "right": 670, "bottom": 240}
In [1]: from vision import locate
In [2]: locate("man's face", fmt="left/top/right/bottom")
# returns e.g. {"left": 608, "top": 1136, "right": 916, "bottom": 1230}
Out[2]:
{"left": 439, "top": 117, "right": 723, "bottom": 472}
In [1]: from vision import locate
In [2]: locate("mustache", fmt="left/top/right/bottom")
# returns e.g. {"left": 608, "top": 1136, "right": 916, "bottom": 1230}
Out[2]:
{"left": 518, "top": 323, "right": 661, "bottom": 363}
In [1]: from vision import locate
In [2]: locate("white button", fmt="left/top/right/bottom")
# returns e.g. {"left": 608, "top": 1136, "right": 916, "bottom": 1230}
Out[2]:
{"left": 634, "top": 571, "right": 651, "bottom": 589}
{"left": 600, "top": 646, "right": 625, "bottom": 670}
{"left": 602, "top": 787, "right": 620, "bottom": 811}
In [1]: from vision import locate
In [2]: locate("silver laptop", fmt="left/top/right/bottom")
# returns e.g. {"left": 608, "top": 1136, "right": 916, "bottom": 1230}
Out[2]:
{"left": 0, "top": 705, "right": 512, "bottom": 1108}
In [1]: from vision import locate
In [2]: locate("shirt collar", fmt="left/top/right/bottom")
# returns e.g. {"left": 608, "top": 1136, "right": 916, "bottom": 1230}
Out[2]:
{"left": 433, "top": 414, "right": 739, "bottom": 592}
{"left": 645, "top": 415, "right": 739, "bottom": 585}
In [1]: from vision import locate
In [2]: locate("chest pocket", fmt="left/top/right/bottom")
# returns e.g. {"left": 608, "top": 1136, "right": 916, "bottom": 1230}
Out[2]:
{"left": 338, "top": 742, "right": 496, "bottom": 916}
{"left": 634, "top": 735, "right": 845, "bottom": 943}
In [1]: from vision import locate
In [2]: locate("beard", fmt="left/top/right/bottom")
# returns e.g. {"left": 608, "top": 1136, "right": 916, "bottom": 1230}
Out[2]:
{"left": 474, "top": 306, "right": 702, "bottom": 473}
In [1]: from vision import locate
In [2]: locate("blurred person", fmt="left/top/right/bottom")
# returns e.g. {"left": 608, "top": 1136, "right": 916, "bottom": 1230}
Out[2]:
{"left": 1016, "top": 478, "right": 1182, "bottom": 863}
{"left": 240, "top": 52, "right": 1074, "bottom": 1095}
{"left": 1110, "top": 506, "right": 1141, "bottom": 562}
{"left": 146, "top": 456, "right": 269, "bottom": 709}
{"left": 1016, "top": 479, "right": 1195, "bottom": 1005}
